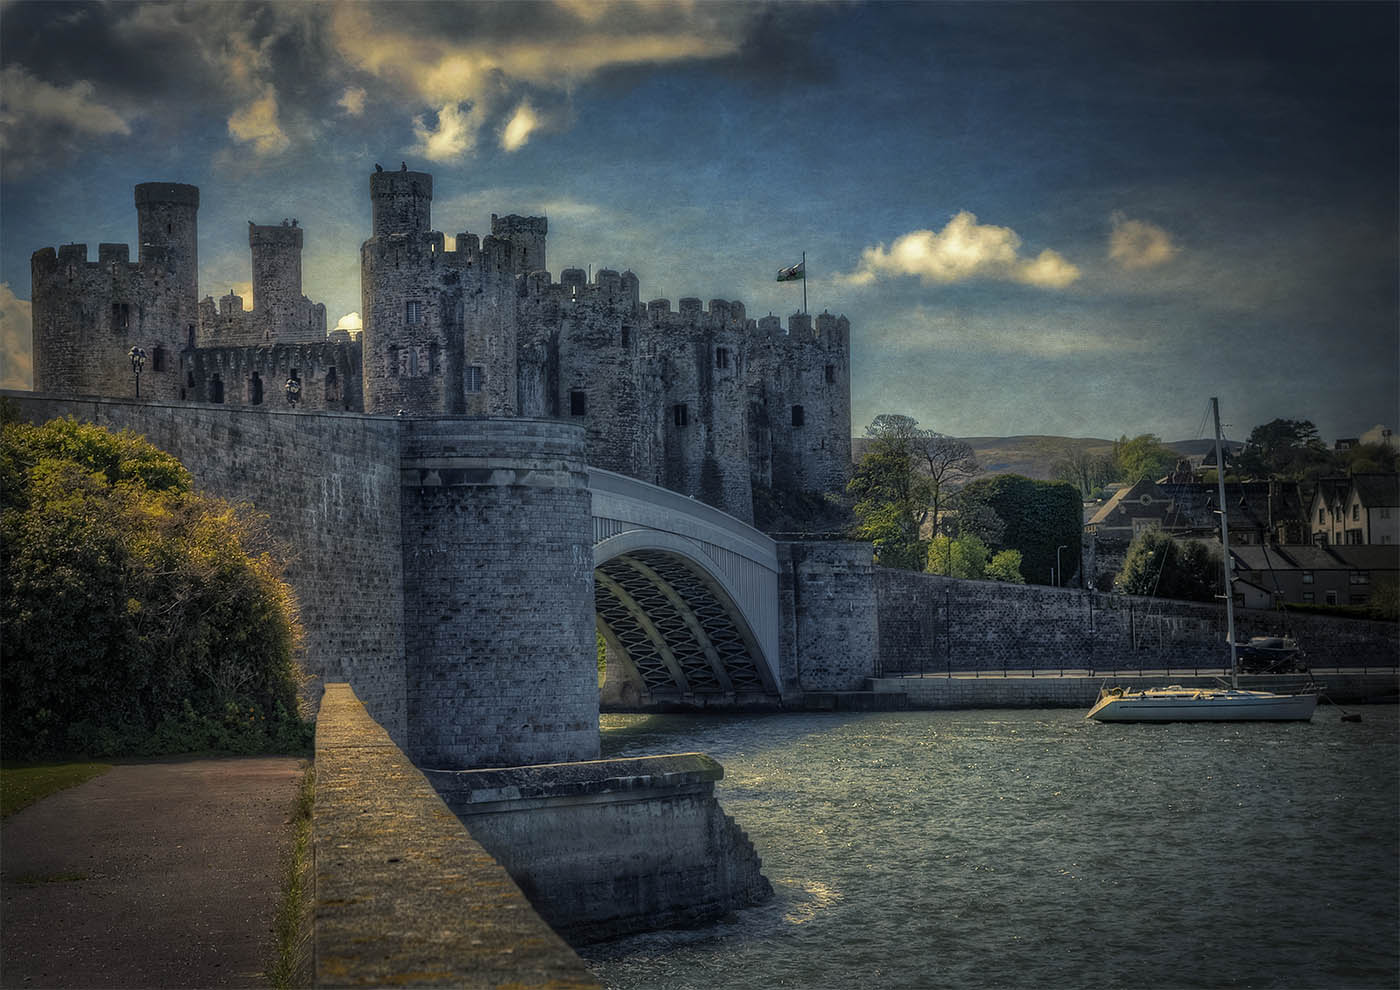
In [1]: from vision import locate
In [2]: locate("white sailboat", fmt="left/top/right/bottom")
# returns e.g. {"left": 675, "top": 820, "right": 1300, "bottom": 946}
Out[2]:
{"left": 1087, "top": 398, "right": 1319, "bottom": 724}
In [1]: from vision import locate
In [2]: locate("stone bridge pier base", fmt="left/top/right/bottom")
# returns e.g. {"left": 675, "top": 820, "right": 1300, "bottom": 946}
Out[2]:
{"left": 401, "top": 419, "right": 600, "bottom": 769}
{"left": 777, "top": 540, "right": 879, "bottom": 694}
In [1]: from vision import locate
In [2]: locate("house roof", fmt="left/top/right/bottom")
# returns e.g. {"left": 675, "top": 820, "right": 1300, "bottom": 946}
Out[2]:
{"left": 1350, "top": 473, "right": 1400, "bottom": 508}
{"left": 1232, "top": 544, "right": 1400, "bottom": 572}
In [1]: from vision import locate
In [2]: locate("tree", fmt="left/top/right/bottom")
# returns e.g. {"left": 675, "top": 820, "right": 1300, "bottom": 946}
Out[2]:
{"left": 1, "top": 417, "right": 309, "bottom": 758}
{"left": 1113, "top": 433, "right": 1178, "bottom": 484}
{"left": 1236, "top": 418, "right": 1336, "bottom": 480}
{"left": 956, "top": 474, "right": 1082, "bottom": 586}
{"left": 985, "top": 549, "right": 1026, "bottom": 584}
{"left": 1339, "top": 442, "right": 1400, "bottom": 476}
{"left": 1051, "top": 443, "right": 1116, "bottom": 499}
{"left": 848, "top": 414, "right": 979, "bottom": 569}
{"left": 926, "top": 533, "right": 988, "bottom": 580}
{"left": 1115, "top": 529, "right": 1221, "bottom": 602}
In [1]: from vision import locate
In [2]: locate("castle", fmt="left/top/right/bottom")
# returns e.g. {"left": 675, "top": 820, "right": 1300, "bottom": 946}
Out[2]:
{"left": 31, "top": 167, "right": 853, "bottom": 521}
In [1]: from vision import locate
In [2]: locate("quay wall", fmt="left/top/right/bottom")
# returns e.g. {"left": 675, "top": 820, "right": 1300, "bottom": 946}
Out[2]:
{"left": 427, "top": 754, "right": 773, "bottom": 944}
{"left": 313, "top": 683, "right": 598, "bottom": 988}
{"left": 5, "top": 392, "right": 409, "bottom": 740}
{"left": 876, "top": 569, "right": 1400, "bottom": 676}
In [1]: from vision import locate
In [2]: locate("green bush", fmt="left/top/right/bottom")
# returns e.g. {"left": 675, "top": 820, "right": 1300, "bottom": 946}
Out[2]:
{"left": 1, "top": 417, "right": 311, "bottom": 759}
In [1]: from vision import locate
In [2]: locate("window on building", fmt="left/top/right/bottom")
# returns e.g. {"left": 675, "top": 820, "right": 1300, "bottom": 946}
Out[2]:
{"left": 250, "top": 371, "right": 264, "bottom": 405}
{"left": 621, "top": 326, "right": 630, "bottom": 348}
{"left": 408, "top": 348, "right": 419, "bottom": 376}
{"left": 1352, "top": 504, "right": 1360, "bottom": 521}
{"left": 211, "top": 374, "right": 224, "bottom": 404}
{"left": 570, "top": 390, "right": 586, "bottom": 416}
{"left": 406, "top": 300, "right": 423, "bottom": 325}
{"left": 1350, "top": 571, "right": 1370, "bottom": 585}
{"left": 1318, "top": 508, "right": 1325, "bottom": 523}
{"left": 112, "top": 303, "right": 130, "bottom": 331}
{"left": 1302, "top": 570, "right": 1313, "bottom": 584}
{"left": 465, "top": 365, "right": 484, "bottom": 393}
{"left": 1350, "top": 595, "right": 1370, "bottom": 605}
{"left": 1302, "top": 591, "right": 1314, "bottom": 603}
{"left": 791, "top": 404, "right": 805, "bottom": 427}
{"left": 326, "top": 367, "right": 339, "bottom": 404}
{"left": 152, "top": 346, "right": 167, "bottom": 372}
{"left": 187, "top": 325, "right": 196, "bottom": 348}
{"left": 187, "top": 371, "right": 195, "bottom": 387}
{"left": 674, "top": 403, "right": 689, "bottom": 427}
{"left": 1382, "top": 507, "right": 1393, "bottom": 519}
{"left": 388, "top": 347, "right": 399, "bottom": 376}
{"left": 1325, "top": 590, "right": 1339, "bottom": 606}
{"left": 716, "top": 347, "right": 729, "bottom": 369}
{"left": 825, "top": 364, "right": 835, "bottom": 384}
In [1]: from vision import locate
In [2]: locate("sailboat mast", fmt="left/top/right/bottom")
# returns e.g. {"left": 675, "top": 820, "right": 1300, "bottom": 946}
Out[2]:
{"left": 1212, "top": 397, "right": 1240, "bottom": 690}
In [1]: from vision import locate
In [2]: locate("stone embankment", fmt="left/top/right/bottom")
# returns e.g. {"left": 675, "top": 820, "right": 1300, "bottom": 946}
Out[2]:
{"left": 313, "top": 683, "right": 598, "bottom": 989}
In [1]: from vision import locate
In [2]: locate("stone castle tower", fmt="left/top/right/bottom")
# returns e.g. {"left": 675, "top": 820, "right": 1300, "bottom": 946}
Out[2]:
{"left": 29, "top": 166, "right": 854, "bottom": 524}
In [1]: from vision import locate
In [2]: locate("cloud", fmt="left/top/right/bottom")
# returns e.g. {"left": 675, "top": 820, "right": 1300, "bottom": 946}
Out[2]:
{"left": 501, "top": 101, "right": 540, "bottom": 152}
{"left": 335, "top": 312, "right": 362, "bottom": 332}
{"left": 227, "top": 87, "right": 291, "bottom": 156}
{"left": 870, "top": 305, "right": 1154, "bottom": 360}
{"left": 1109, "top": 211, "right": 1178, "bottom": 270}
{"left": 0, "top": 284, "right": 34, "bottom": 390}
{"left": 338, "top": 86, "right": 367, "bottom": 116}
{"left": 0, "top": 64, "right": 132, "bottom": 174}
{"left": 843, "top": 212, "right": 1081, "bottom": 289}
{"left": 411, "top": 102, "right": 485, "bottom": 162}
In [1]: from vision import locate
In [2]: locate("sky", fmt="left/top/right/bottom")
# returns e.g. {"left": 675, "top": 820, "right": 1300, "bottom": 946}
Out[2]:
{"left": 1, "top": 0, "right": 1396, "bottom": 445}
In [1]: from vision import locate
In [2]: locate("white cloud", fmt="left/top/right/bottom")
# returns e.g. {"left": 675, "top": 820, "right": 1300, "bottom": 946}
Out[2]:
{"left": 0, "top": 284, "right": 34, "bottom": 390}
{"left": 500, "top": 101, "right": 540, "bottom": 152}
{"left": 1109, "top": 211, "right": 1178, "bottom": 270}
{"left": 843, "top": 212, "right": 1081, "bottom": 289}
{"left": 338, "top": 86, "right": 367, "bottom": 116}
{"left": 0, "top": 65, "right": 132, "bottom": 139}
{"left": 411, "top": 101, "right": 484, "bottom": 162}
{"left": 335, "top": 312, "right": 363, "bottom": 332}
{"left": 227, "top": 87, "right": 290, "bottom": 155}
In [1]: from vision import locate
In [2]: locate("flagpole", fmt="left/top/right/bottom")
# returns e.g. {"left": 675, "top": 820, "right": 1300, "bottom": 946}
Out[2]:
{"left": 802, "top": 251, "right": 807, "bottom": 315}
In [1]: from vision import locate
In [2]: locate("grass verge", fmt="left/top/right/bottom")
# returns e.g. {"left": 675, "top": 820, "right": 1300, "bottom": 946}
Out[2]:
{"left": 267, "top": 761, "right": 315, "bottom": 990}
{"left": 1, "top": 762, "right": 112, "bottom": 818}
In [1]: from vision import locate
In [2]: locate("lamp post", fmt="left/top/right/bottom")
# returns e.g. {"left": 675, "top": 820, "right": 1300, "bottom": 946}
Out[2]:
{"left": 1056, "top": 544, "right": 1069, "bottom": 587}
{"left": 128, "top": 346, "right": 147, "bottom": 399}
{"left": 285, "top": 376, "right": 301, "bottom": 408}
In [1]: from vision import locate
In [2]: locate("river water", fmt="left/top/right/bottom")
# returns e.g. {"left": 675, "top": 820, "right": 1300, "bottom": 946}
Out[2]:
{"left": 584, "top": 707, "right": 1399, "bottom": 990}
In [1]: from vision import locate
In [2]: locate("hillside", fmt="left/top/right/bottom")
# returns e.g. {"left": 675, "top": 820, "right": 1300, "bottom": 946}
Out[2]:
{"left": 849, "top": 435, "right": 1239, "bottom": 481}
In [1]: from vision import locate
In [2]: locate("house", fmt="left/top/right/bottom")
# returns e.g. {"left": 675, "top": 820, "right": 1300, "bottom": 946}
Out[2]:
{"left": 1231, "top": 544, "right": 1400, "bottom": 607}
{"left": 1085, "top": 478, "right": 1307, "bottom": 546}
{"left": 1306, "top": 474, "right": 1400, "bottom": 546}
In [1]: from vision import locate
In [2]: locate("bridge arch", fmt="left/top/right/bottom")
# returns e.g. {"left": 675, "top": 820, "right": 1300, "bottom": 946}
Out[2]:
{"left": 589, "top": 470, "right": 783, "bottom": 705}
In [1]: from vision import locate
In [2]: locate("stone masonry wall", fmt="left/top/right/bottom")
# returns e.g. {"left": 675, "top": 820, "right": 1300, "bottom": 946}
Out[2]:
{"left": 5, "top": 393, "right": 409, "bottom": 741}
{"left": 876, "top": 567, "right": 1400, "bottom": 675}
{"left": 777, "top": 541, "right": 878, "bottom": 693}
{"left": 399, "top": 418, "right": 599, "bottom": 769}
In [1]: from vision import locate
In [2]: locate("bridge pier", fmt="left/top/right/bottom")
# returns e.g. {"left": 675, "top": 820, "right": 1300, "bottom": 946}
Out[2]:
{"left": 777, "top": 541, "right": 880, "bottom": 695}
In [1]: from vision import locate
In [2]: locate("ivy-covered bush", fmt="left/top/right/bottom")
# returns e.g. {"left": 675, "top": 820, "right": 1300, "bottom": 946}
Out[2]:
{"left": 1, "top": 415, "right": 311, "bottom": 758}
{"left": 956, "top": 474, "right": 1082, "bottom": 586}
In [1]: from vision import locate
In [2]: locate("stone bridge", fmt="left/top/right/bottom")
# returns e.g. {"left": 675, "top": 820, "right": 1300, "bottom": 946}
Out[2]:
{"left": 589, "top": 469, "right": 782, "bottom": 706}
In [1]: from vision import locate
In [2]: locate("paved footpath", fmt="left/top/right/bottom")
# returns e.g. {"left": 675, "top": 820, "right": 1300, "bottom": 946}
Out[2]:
{"left": 1, "top": 757, "right": 304, "bottom": 989}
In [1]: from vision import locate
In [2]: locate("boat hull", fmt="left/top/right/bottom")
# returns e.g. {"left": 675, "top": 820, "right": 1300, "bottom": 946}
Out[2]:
{"left": 1086, "top": 688, "right": 1318, "bottom": 723}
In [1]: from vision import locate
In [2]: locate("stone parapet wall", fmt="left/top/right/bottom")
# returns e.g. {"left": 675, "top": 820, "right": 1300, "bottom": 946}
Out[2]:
{"left": 314, "top": 683, "right": 598, "bottom": 989}
{"left": 5, "top": 392, "right": 409, "bottom": 741}
{"left": 876, "top": 568, "right": 1400, "bottom": 675}
{"left": 427, "top": 753, "right": 772, "bottom": 944}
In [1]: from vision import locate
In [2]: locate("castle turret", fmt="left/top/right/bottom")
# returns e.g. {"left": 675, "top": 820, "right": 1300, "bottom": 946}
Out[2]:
{"left": 490, "top": 214, "right": 547, "bottom": 275}
{"left": 249, "top": 223, "right": 304, "bottom": 340}
{"left": 135, "top": 183, "right": 199, "bottom": 306}
{"left": 370, "top": 167, "right": 432, "bottom": 237}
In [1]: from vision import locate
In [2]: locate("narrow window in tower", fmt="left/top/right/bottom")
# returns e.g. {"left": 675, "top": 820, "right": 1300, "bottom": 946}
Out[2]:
{"left": 387, "top": 347, "right": 399, "bottom": 376}
{"left": 621, "top": 326, "right": 630, "bottom": 347}
{"left": 825, "top": 364, "right": 835, "bottom": 384}
{"left": 250, "top": 372, "right": 264, "bottom": 405}
{"left": 716, "top": 347, "right": 729, "bottom": 369}
{"left": 152, "top": 346, "right": 167, "bottom": 372}
{"left": 792, "top": 405, "right": 805, "bottom": 427}
{"left": 570, "top": 390, "right": 587, "bottom": 416}
{"left": 211, "top": 374, "right": 224, "bottom": 404}
{"left": 674, "top": 403, "right": 689, "bottom": 427}
{"left": 406, "top": 300, "right": 423, "bottom": 325}
{"left": 465, "top": 365, "right": 484, "bottom": 393}
{"left": 408, "top": 348, "right": 419, "bottom": 376}
{"left": 326, "top": 367, "right": 339, "bottom": 404}
{"left": 112, "top": 303, "right": 130, "bottom": 331}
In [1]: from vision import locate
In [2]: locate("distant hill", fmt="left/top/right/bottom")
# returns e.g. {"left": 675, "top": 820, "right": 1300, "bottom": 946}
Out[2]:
{"left": 850, "top": 435, "right": 1241, "bottom": 481}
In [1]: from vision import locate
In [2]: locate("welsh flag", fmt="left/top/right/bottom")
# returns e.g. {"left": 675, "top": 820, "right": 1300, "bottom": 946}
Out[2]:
{"left": 776, "top": 261, "right": 805, "bottom": 282}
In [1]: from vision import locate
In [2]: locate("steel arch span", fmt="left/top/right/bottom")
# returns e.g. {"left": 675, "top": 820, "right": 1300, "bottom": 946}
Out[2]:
{"left": 590, "top": 469, "right": 782, "bottom": 704}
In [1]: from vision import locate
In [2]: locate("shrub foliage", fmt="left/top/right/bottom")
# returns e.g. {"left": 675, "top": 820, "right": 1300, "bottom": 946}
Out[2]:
{"left": 1, "top": 417, "right": 310, "bottom": 758}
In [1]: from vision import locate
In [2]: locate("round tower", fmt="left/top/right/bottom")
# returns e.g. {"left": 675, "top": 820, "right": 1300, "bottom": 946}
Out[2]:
{"left": 370, "top": 168, "right": 432, "bottom": 237}
{"left": 249, "top": 223, "right": 304, "bottom": 341}
{"left": 490, "top": 214, "right": 548, "bottom": 275}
